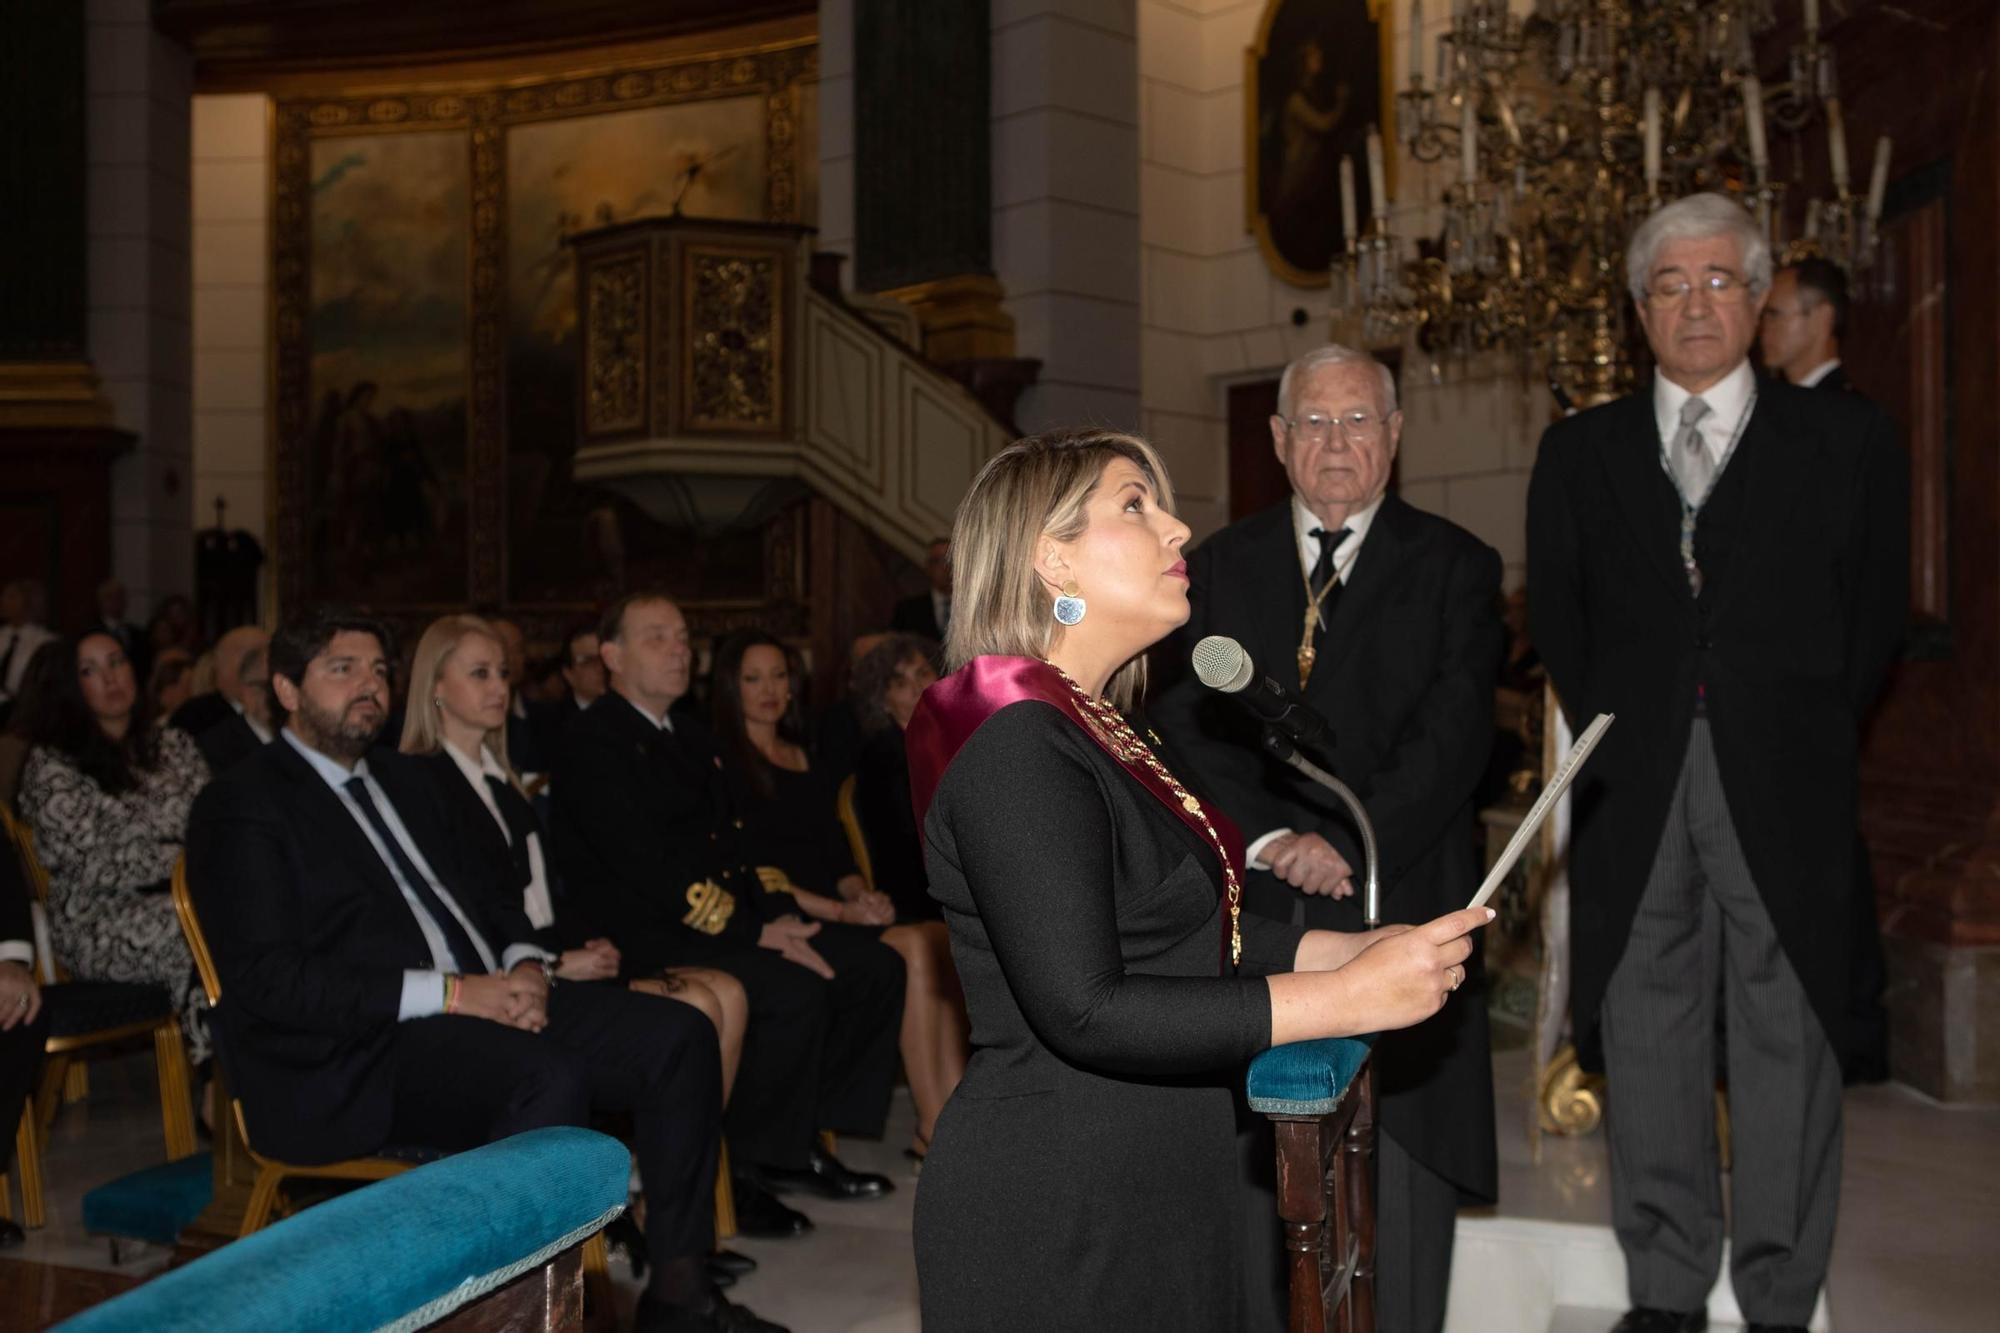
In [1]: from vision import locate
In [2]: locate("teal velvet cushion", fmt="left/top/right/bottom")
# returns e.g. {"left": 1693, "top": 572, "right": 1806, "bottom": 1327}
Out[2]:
{"left": 1245, "top": 1036, "right": 1375, "bottom": 1116}
{"left": 57, "top": 1127, "right": 630, "bottom": 1333}
{"left": 81, "top": 1153, "right": 214, "bottom": 1245}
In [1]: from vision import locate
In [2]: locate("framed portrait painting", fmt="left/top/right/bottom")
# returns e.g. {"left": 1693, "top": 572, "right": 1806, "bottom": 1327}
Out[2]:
{"left": 1246, "top": 0, "right": 1397, "bottom": 287}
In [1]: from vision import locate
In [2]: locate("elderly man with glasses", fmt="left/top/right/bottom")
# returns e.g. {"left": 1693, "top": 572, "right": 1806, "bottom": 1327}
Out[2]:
{"left": 1528, "top": 193, "right": 1908, "bottom": 1333}
{"left": 1155, "top": 342, "right": 1502, "bottom": 1333}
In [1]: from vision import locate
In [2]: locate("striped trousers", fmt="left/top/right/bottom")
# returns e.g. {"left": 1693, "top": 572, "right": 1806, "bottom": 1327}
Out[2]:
{"left": 1600, "top": 720, "right": 1842, "bottom": 1326}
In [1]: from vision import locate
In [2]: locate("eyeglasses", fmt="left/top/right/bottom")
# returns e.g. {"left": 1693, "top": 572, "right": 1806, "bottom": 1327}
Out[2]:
{"left": 1645, "top": 272, "right": 1755, "bottom": 306}
{"left": 1282, "top": 410, "right": 1390, "bottom": 447}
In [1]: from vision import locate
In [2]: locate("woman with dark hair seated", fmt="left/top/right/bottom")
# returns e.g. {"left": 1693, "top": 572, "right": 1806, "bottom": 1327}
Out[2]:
{"left": 14, "top": 633, "right": 212, "bottom": 1065}
{"left": 849, "top": 634, "right": 943, "bottom": 924}
{"left": 711, "top": 631, "right": 966, "bottom": 1162}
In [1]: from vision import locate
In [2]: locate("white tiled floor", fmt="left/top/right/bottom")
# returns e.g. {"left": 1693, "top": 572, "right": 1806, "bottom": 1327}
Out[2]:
{"left": 7, "top": 1046, "right": 1997, "bottom": 1332}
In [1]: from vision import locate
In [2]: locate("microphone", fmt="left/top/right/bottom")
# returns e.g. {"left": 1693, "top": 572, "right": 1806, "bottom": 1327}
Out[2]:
{"left": 1190, "top": 635, "right": 1333, "bottom": 751}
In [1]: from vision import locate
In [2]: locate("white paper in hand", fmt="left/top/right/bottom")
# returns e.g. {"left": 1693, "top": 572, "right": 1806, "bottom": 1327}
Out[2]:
{"left": 1468, "top": 712, "right": 1614, "bottom": 911}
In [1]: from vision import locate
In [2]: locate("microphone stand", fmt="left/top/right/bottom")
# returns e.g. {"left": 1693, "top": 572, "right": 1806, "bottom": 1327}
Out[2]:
{"left": 1261, "top": 730, "right": 1381, "bottom": 928}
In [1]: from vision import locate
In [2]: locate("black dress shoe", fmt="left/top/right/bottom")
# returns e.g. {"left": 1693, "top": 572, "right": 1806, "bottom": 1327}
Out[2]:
{"left": 1611, "top": 1310, "right": 1706, "bottom": 1333}
{"left": 754, "top": 1142, "right": 894, "bottom": 1200}
{"left": 633, "top": 1292, "right": 790, "bottom": 1333}
{"left": 730, "top": 1174, "right": 813, "bottom": 1237}
{"left": 709, "top": 1248, "right": 757, "bottom": 1276}
{"left": 0, "top": 1218, "right": 23, "bottom": 1249}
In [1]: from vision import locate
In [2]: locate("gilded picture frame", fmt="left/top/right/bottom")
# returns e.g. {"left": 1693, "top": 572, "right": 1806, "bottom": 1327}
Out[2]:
{"left": 1244, "top": 0, "right": 1399, "bottom": 289}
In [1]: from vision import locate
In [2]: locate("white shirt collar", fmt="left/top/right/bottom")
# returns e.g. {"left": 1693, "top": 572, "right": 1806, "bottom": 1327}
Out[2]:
{"left": 442, "top": 736, "right": 506, "bottom": 790}
{"left": 1797, "top": 358, "right": 1842, "bottom": 388}
{"left": 1291, "top": 492, "right": 1386, "bottom": 584}
{"left": 1653, "top": 359, "right": 1757, "bottom": 464}
{"left": 616, "top": 689, "right": 675, "bottom": 732}
{"left": 230, "top": 698, "right": 274, "bottom": 744}
{"left": 282, "top": 726, "right": 364, "bottom": 789}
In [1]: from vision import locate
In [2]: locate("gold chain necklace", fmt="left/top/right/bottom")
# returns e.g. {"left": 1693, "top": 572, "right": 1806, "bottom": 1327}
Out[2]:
{"left": 1045, "top": 664, "right": 1243, "bottom": 967}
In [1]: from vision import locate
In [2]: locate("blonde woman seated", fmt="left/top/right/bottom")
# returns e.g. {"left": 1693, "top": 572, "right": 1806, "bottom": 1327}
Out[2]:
{"left": 399, "top": 615, "right": 747, "bottom": 1102}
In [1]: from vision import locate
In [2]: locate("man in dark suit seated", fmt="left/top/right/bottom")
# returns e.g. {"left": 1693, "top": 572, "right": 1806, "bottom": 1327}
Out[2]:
{"left": 169, "top": 624, "right": 266, "bottom": 739}
{"left": 1154, "top": 343, "right": 1500, "bottom": 1333}
{"left": 530, "top": 620, "right": 607, "bottom": 767}
{"left": 186, "top": 607, "right": 782, "bottom": 1333}
{"left": 193, "top": 630, "right": 275, "bottom": 776}
{"left": 889, "top": 537, "right": 952, "bottom": 642}
{"left": 551, "top": 593, "right": 904, "bottom": 1234}
{"left": 0, "top": 834, "right": 49, "bottom": 1249}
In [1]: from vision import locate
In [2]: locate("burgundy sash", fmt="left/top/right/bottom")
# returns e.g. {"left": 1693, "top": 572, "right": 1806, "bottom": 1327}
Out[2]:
{"left": 906, "top": 655, "right": 1244, "bottom": 964}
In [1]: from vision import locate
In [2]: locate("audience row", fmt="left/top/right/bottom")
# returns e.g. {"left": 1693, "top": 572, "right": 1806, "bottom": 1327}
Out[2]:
{"left": 0, "top": 589, "right": 963, "bottom": 1333}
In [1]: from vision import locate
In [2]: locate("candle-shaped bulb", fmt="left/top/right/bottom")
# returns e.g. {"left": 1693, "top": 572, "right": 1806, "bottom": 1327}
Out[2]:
{"left": 1460, "top": 96, "right": 1479, "bottom": 185}
{"left": 1340, "top": 155, "right": 1359, "bottom": 245}
{"left": 1805, "top": 0, "right": 1820, "bottom": 39}
{"left": 1826, "top": 97, "right": 1850, "bottom": 193}
{"left": 1366, "top": 127, "right": 1389, "bottom": 221}
{"left": 1742, "top": 76, "right": 1769, "bottom": 172}
{"left": 1642, "top": 87, "right": 1662, "bottom": 187}
{"left": 1866, "top": 136, "right": 1892, "bottom": 223}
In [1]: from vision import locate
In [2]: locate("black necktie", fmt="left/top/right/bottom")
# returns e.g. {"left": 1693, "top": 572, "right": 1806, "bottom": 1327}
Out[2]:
{"left": 484, "top": 774, "right": 537, "bottom": 892}
{"left": 1307, "top": 526, "right": 1354, "bottom": 634}
{"left": 344, "top": 774, "right": 486, "bottom": 972}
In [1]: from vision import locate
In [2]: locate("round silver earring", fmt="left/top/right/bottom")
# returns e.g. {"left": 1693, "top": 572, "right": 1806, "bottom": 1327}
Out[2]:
{"left": 1053, "top": 580, "right": 1086, "bottom": 626}
{"left": 433, "top": 697, "right": 443, "bottom": 709}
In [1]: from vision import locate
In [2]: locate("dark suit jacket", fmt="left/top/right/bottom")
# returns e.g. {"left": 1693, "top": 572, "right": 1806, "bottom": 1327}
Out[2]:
{"left": 1813, "top": 361, "right": 1856, "bottom": 395}
{"left": 185, "top": 737, "right": 539, "bottom": 1163}
{"left": 548, "top": 694, "right": 775, "bottom": 973}
{"left": 170, "top": 692, "right": 234, "bottom": 737}
{"left": 413, "top": 749, "right": 584, "bottom": 955}
{"left": 890, "top": 592, "right": 945, "bottom": 642}
{"left": 1527, "top": 379, "right": 1908, "bottom": 1070}
{"left": 1153, "top": 494, "right": 1501, "bottom": 1199}
{"left": 194, "top": 712, "right": 268, "bottom": 777}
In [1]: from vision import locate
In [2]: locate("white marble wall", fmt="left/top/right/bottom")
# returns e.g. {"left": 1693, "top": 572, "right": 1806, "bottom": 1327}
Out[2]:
{"left": 1136, "top": 0, "right": 1546, "bottom": 580}
{"left": 87, "top": 0, "right": 195, "bottom": 615}
{"left": 190, "top": 94, "right": 271, "bottom": 562}
{"left": 991, "top": 0, "right": 1144, "bottom": 434}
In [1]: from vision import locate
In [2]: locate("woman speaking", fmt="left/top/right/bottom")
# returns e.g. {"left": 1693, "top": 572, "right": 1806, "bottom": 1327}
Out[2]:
{"left": 908, "top": 428, "right": 1490, "bottom": 1331}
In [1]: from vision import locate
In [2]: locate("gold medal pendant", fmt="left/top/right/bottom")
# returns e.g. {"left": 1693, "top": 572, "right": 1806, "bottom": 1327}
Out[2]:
{"left": 1298, "top": 604, "right": 1319, "bottom": 688}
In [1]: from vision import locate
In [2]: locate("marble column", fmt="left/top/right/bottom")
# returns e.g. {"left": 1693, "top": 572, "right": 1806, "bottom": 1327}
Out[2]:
{"left": 87, "top": 0, "right": 195, "bottom": 618}
{"left": 989, "top": 0, "right": 1141, "bottom": 432}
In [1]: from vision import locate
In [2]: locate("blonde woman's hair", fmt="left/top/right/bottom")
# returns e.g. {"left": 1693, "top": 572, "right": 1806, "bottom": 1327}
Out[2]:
{"left": 399, "top": 614, "right": 520, "bottom": 791}
{"left": 946, "top": 427, "right": 1177, "bottom": 711}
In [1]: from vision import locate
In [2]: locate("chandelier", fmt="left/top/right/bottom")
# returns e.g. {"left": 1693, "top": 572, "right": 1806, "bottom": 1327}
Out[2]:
{"left": 1335, "top": 0, "right": 1891, "bottom": 404}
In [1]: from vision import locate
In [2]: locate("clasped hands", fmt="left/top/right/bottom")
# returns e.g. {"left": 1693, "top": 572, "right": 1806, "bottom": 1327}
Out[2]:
{"left": 1263, "top": 831, "right": 1354, "bottom": 898}
{"left": 455, "top": 963, "right": 551, "bottom": 1032}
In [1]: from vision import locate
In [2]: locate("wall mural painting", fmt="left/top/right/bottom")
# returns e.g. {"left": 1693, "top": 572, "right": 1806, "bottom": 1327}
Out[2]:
{"left": 1247, "top": 0, "right": 1396, "bottom": 288}
{"left": 306, "top": 130, "right": 470, "bottom": 605}
{"left": 271, "top": 41, "right": 818, "bottom": 618}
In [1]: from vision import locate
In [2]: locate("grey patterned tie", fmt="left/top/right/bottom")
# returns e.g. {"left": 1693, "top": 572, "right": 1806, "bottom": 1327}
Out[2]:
{"left": 1672, "top": 395, "right": 1714, "bottom": 504}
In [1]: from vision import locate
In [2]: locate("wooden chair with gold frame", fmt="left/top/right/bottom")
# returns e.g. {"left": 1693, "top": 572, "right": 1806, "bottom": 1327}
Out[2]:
{"left": 835, "top": 773, "right": 875, "bottom": 894}
{"left": 168, "top": 859, "right": 609, "bottom": 1269}
{"left": 0, "top": 807, "right": 198, "bottom": 1229}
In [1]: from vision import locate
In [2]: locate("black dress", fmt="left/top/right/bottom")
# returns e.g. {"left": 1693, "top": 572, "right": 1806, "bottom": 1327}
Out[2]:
{"left": 852, "top": 726, "right": 937, "bottom": 922}
{"left": 914, "top": 701, "right": 1306, "bottom": 1332}
{"left": 718, "top": 752, "right": 855, "bottom": 898}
